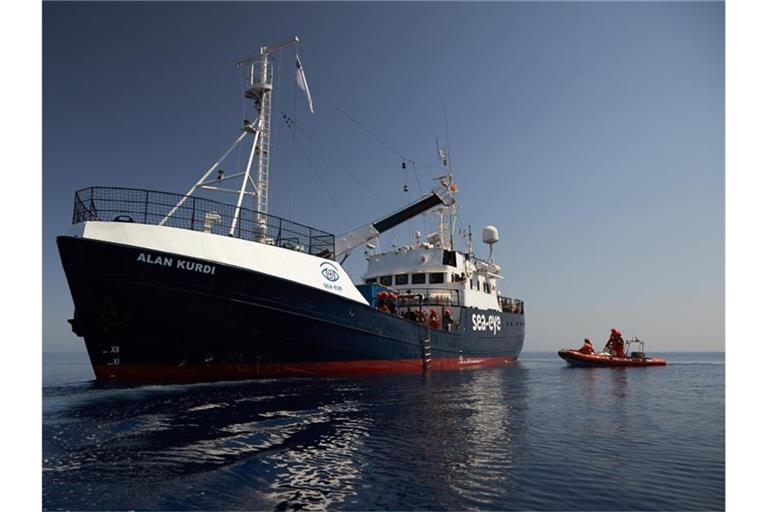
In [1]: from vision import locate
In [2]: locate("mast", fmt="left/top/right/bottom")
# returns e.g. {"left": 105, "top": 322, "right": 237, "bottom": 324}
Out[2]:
{"left": 160, "top": 36, "right": 300, "bottom": 238}
{"left": 435, "top": 139, "right": 458, "bottom": 250}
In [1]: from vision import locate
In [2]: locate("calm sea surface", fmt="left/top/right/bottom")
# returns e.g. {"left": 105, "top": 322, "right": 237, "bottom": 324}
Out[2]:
{"left": 43, "top": 351, "right": 724, "bottom": 511}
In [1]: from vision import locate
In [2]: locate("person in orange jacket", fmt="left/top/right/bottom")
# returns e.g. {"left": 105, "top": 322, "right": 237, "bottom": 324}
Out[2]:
{"left": 613, "top": 329, "right": 626, "bottom": 358}
{"left": 376, "top": 291, "right": 389, "bottom": 313}
{"left": 605, "top": 328, "right": 626, "bottom": 357}
{"left": 387, "top": 292, "right": 398, "bottom": 314}
{"left": 428, "top": 309, "right": 440, "bottom": 330}
{"left": 577, "top": 338, "right": 596, "bottom": 355}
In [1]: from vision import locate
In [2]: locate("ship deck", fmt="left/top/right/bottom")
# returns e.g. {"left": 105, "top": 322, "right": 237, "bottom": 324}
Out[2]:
{"left": 71, "top": 186, "right": 336, "bottom": 259}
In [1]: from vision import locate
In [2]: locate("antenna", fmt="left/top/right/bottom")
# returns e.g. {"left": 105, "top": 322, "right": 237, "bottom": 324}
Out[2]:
{"left": 160, "top": 36, "right": 302, "bottom": 239}
{"left": 434, "top": 138, "right": 457, "bottom": 249}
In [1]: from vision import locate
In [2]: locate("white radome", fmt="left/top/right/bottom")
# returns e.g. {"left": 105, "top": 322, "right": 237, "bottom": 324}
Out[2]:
{"left": 482, "top": 226, "right": 499, "bottom": 245}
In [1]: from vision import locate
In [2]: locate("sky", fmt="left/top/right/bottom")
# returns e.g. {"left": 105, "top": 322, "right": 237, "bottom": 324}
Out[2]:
{"left": 42, "top": 1, "right": 724, "bottom": 353}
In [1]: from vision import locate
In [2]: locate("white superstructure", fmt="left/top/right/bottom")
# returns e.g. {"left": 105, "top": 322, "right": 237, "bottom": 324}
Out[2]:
{"left": 363, "top": 244, "right": 503, "bottom": 311}
{"left": 360, "top": 144, "right": 510, "bottom": 312}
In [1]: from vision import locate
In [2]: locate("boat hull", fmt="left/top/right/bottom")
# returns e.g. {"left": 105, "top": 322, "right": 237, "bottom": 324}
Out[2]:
{"left": 558, "top": 349, "right": 666, "bottom": 368}
{"left": 57, "top": 235, "right": 525, "bottom": 381}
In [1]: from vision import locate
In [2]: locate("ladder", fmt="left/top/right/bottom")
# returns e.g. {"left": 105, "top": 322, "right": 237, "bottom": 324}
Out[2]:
{"left": 421, "top": 335, "right": 432, "bottom": 369}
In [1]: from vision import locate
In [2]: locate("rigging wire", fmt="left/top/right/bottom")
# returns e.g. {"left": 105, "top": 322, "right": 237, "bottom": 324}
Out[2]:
{"left": 294, "top": 137, "right": 352, "bottom": 229}
{"left": 317, "top": 88, "right": 444, "bottom": 176}
{"left": 283, "top": 82, "right": 456, "bottom": 243}
{"left": 403, "top": 159, "right": 428, "bottom": 237}
{"left": 315, "top": 90, "right": 406, "bottom": 161}
{"left": 289, "top": 44, "right": 300, "bottom": 220}
{"left": 270, "top": 52, "right": 283, "bottom": 208}
{"left": 279, "top": 109, "right": 387, "bottom": 204}
{"left": 314, "top": 89, "right": 444, "bottom": 240}
{"left": 236, "top": 66, "right": 246, "bottom": 175}
{"left": 314, "top": 90, "right": 441, "bottom": 185}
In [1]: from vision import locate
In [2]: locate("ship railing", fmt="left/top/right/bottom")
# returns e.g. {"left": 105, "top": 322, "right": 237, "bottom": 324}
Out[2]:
{"left": 498, "top": 296, "right": 524, "bottom": 314}
{"left": 392, "top": 288, "right": 462, "bottom": 332}
{"left": 395, "top": 287, "right": 462, "bottom": 308}
{"left": 71, "top": 187, "right": 336, "bottom": 259}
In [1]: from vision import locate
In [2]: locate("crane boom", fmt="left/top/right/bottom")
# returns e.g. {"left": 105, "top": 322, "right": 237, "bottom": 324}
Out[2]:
{"left": 334, "top": 185, "right": 454, "bottom": 260}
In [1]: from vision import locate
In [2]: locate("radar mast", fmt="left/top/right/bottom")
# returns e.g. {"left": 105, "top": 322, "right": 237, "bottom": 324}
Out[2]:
{"left": 435, "top": 140, "right": 458, "bottom": 250}
{"left": 160, "top": 36, "right": 301, "bottom": 239}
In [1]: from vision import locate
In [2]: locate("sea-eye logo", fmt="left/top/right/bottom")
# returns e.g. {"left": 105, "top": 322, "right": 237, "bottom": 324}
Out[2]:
{"left": 320, "top": 262, "right": 340, "bottom": 282}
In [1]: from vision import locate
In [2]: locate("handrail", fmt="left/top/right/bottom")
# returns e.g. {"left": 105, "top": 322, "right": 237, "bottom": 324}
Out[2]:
{"left": 395, "top": 287, "right": 463, "bottom": 308}
{"left": 498, "top": 296, "right": 524, "bottom": 314}
{"left": 71, "top": 187, "right": 336, "bottom": 259}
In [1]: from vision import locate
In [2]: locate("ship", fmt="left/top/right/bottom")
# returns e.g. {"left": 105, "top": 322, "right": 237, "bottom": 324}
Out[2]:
{"left": 56, "top": 36, "right": 525, "bottom": 381}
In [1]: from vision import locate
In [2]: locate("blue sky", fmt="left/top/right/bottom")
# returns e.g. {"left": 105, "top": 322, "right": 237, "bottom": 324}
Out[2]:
{"left": 43, "top": 1, "right": 724, "bottom": 352}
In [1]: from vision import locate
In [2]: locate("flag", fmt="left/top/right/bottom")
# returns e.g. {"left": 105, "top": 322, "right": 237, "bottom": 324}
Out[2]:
{"left": 295, "top": 55, "right": 314, "bottom": 114}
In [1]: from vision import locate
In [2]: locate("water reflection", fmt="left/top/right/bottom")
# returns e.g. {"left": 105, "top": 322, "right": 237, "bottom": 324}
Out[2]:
{"left": 337, "top": 366, "right": 530, "bottom": 510}
{"left": 447, "top": 367, "right": 530, "bottom": 508}
{"left": 43, "top": 355, "right": 724, "bottom": 511}
{"left": 43, "top": 378, "right": 373, "bottom": 510}
{"left": 43, "top": 366, "right": 538, "bottom": 510}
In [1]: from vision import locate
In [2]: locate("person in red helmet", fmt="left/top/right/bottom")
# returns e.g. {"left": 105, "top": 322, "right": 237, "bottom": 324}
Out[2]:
{"left": 387, "top": 292, "right": 398, "bottom": 314}
{"left": 428, "top": 309, "right": 440, "bottom": 330}
{"left": 613, "top": 329, "right": 626, "bottom": 358}
{"left": 376, "top": 291, "right": 389, "bottom": 312}
{"left": 604, "top": 328, "right": 626, "bottom": 357}
{"left": 577, "top": 338, "right": 596, "bottom": 355}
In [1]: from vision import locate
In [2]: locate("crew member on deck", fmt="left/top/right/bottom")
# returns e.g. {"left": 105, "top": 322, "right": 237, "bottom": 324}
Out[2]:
{"left": 377, "top": 291, "right": 389, "bottom": 313}
{"left": 577, "top": 338, "right": 595, "bottom": 355}
{"left": 613, "top": 329, "right": 626, "bottom": 358}
{"left": 428, "top": 309, "right": 440, "bottom": 330}
{"left": 442, "top": 309, "right": 454, "bottom": 332}
{"left": 604, "top": 328, "right": 626, "bottom": 357}
{"left": 387, "top": 293, "right": 398, "bottom": 314}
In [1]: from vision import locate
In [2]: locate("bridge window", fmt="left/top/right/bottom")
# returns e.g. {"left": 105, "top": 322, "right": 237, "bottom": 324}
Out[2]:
{"left": 395, "top": 273, "right": 409, "bottom": 285}
{"left": 429, "top": 272, "right": 445, "bottom": 284}
{"left": 411, "top": 273, "right": 426, "bottom": 285}
{"left": 380, "top": 275, "right": 393, "bottom": 286}
{"left": 365, "top": 278, "right": 377, "bottom": 284}
{"left": 442, "top": 250, "right": 457, "bottom": 267}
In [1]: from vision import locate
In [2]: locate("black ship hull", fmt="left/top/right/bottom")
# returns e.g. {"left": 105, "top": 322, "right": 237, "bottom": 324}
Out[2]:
{"left": 57, "top": 236, "right": 525, "bottom": 381}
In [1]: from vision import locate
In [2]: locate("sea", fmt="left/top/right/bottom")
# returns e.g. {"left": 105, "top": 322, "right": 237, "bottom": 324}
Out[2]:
{"left": 43, "top": 351, "right": 724, "bottom": 511}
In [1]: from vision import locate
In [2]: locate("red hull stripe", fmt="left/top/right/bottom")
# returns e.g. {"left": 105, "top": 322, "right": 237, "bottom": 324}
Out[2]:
{"left": 93, "top": 356, "right": 519, "bottom": 381}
